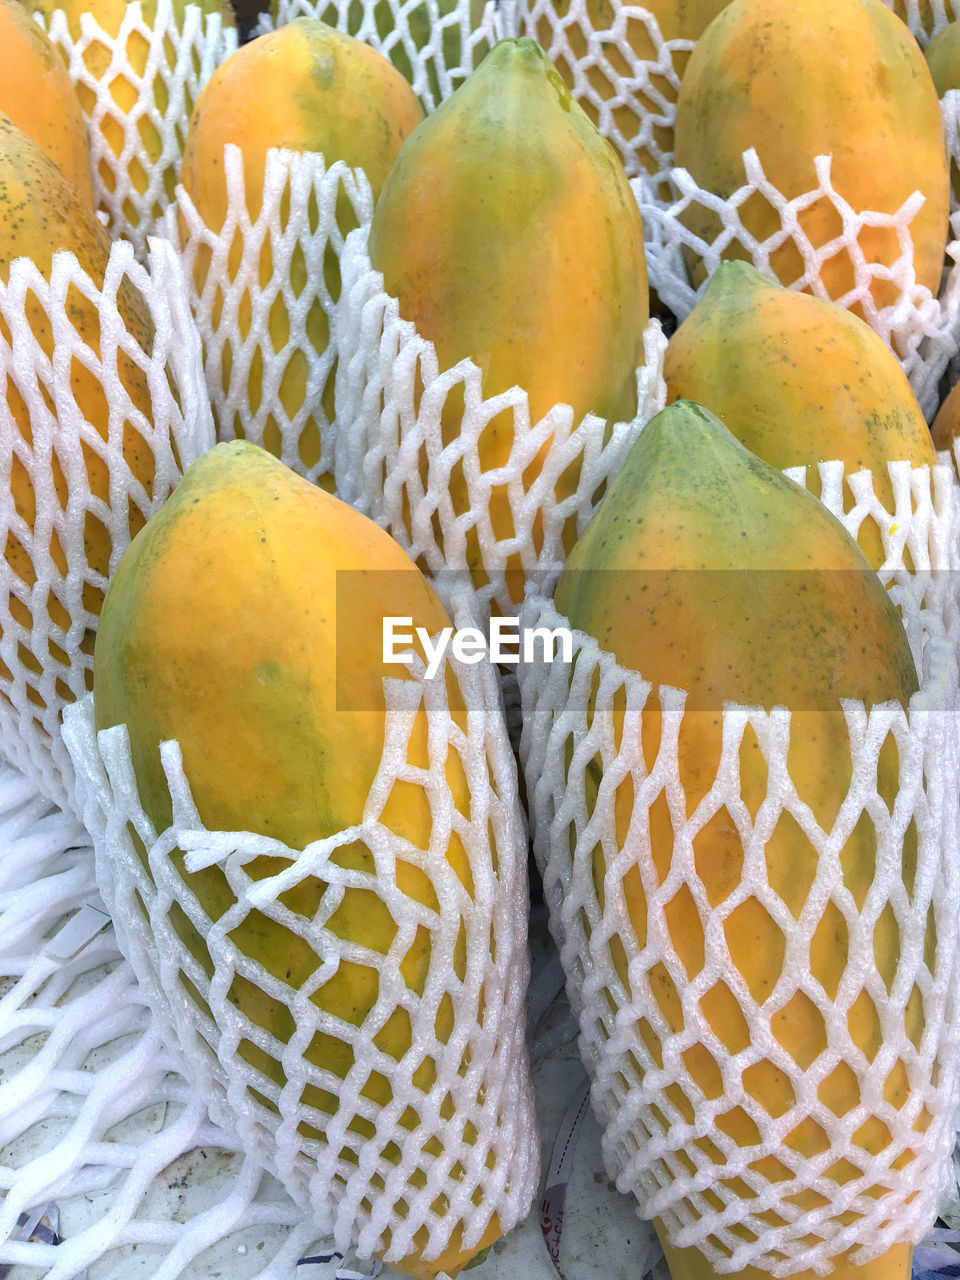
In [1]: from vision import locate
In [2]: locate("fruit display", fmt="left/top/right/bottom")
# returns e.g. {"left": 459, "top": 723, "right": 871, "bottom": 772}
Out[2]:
{"left": 1, "top": 2, "right": 960, "bottom": 1279}
{"left": 176, "top": 18, "right": 424, "bottom": 487}
{"left": 26, "top": 0, "right": 237, "bottom": 250}
{"left": 671, "top": 0, "right": 950, "bottom": 312}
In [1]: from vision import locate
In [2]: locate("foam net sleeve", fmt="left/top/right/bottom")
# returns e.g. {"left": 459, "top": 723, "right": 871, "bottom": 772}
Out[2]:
{"left": 0, "top": 237, "right": 215, "bottom": 819}
{"left": 332, "top": 225, "right": 668, "bottom": 618}
{"left": 266, "top": 0, "right": 501, "bottom": 113}
{"left": 169, "top": 145, "right": 375, "bottom": 490}
{"left": 61, "top": 586, "right": 540, "bottom": 1270}
{"left": 515, "top": 462, "right": 960, "bottom": 1276}
{"left": 36, "top": 0, "right": 237, "bottom": 257}
{"left": 636, "top": 150, "right": 960, "bottom": 423}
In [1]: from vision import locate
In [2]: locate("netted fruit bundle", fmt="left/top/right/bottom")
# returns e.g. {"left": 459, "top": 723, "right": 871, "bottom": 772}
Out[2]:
{"left": 0, "top": 239, "right": 214, "bottom": 814}
{"left": 516, "top": 458, "right": 960, "bottom": 1275}
{"left": 34, "top": 0, "right": 237, "bottom": 254}
{"left": 62, "top": 584, "right": 539, "bottom": 1276}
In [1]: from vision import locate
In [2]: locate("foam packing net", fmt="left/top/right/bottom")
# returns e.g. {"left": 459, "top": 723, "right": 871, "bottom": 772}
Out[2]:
{"left": 61, "top": 583, "right": 540, "bottom": 1273}
{"left": 332, "top": 226, "right": 668, "bottom": 620}
{"left": 263, "top": 0, "right": 500, "bottom": 114}
{"left": 636, "top": 149, "right": 960, "bottom": 423}
{"left": 0, "top": 237, "right": 214, "bottom": 821}
{"left": 882, "top": 0, "right": 960, "bottom": 45}
{"left": 506, "top": 0, "right": 695, "bottom": 180}
{"left": 515, "top": 459, "right": 960, "bottom": 1277}
{"left": 0, "top": 762, "right": 348, "bottom": 1280}
{"left": 169, "top": 145, "right": 374, "bottom": 489}
{"left": 36, "top": 0, "right": 238, "bottom": 258}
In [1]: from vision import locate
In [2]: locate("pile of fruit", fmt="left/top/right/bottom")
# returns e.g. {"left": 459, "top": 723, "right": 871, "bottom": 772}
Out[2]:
{"left": 1, "top": 0, "right": 960, "bottom": 1277}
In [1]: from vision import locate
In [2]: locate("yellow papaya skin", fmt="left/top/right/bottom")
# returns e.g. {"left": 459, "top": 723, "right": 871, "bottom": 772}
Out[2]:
{"left": 663, "top": 261, "right": 937, "bottom": 568}
{"left": 25, "top": 0, "right": 235, "bottom": 231}
{"left": 93, "top": 441, "right": 500, "bottom": 1278}
{"left": 0, "top": 114, "right": 156, "bottom": 724}
{"left": 179, "top": 18, "right": 424, "bottom": 482}
{"left": 368, "top": 36, "right": 649, "bottom": 591}
{"left": 554, "top": 402, "right": 922, "bottom": 1280}
{"left": 673, "top": 0, "right": 949, "bottom": 312}
{"left": 531, "top": 0, "right": 733, "bottom": 175}
{"left": 0, "top": 0, "right": 93, "bottom": 205}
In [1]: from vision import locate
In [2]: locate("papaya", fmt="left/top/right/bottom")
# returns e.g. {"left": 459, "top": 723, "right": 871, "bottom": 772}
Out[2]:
{"left": 93, "top": 440, "right": 508, "bottom": 1278}
{"left": 368, "top": 36, "right": 649, "bottom": 597}
{"left": 178, "top": 18, "right": 424, "bottom": 486}
{"left": 673, "top": 0, "right": 950, "bottom": 314}
{"left": 0, "top": 0, "right": 93, "bottom": 205}
{"left": 24, "top": 0, "right": 236, "bottom": 238}
{"left": 663, "top": 260, "right": 937, "bottom": 568}
{"left": 0, "top": 114, "right": 158, "bottom": 783}
{"left": 931, "top": 378, "right": 960, "bottom": 458}
{"left": 530, "top": 0, "right": 733, "bottom": 176}
{"left": 554, "top": 401, "right": 921, "bottom": 1280}
{"left": 269, "top": 0, "right": 491, "bottom": 109}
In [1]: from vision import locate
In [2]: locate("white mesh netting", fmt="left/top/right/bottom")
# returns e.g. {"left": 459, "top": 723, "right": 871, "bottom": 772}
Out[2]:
{"left": 36, "top": 0, "right": 238, "bottom": 256}
{"left": 168, "top": 145, "right": 374, "bottom": 488}
{"left": 0, "top": 236, "right": 214, "bottom": 820}
{"left": 332, "top": 227, "right": 668, "bottom": 619}
{"left": 61, "top": 583, "right": 540, "bottom": 1272}
{"left": 509, "top": 0, "right": 695, "bottom": 179}
{"left": 0, "top": 762, "right": 351, "bottom": 1279}
{"left": 637, "top": 152, "right": 960, "bottom": 422}
{"left": 516, "top": 458, "right": 960, "bottom": 1276}
{"left": 882, "top": 0, "right": 960, "bottom": 45}
{"left": 263, "top": 0, "right": 501, "bottom": 113}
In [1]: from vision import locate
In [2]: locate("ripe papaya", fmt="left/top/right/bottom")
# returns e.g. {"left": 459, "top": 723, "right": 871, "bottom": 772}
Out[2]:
{"left": 178, "top": 18, "right": 424, "bottom": 485}
{"left": 0, "top": 114, "right": 157, "bottom": 770}
{"left": 25, "top": 0, "right": 235, "bottom": 237}
{"left": 368, "top": 36, "right": 649, "bottom": 595}
{"left": 554, "top": 401, "right": 921, "bottom": 1280}
{"left": 663, "top": 260, "right": 937, "bottom": 568}
{"left": 0, "top": 0, "right": 93, "bottom": 205}
{"left": 93, "top": 440, "right": 507, "bottom": 1278}
{"left": 269, "top": 0, "right": 491, "bottom": 109}
{"left": 673, "top": 0, "right": 949, "bottom": 313}
{"left": 530, "top": 0, "right": 733, "bottom": 176}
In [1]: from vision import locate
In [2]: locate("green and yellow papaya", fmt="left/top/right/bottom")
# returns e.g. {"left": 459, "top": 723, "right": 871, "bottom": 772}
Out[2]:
{"left": 0, "top": 0, "right": 93, "bottom": 204}
{"left": 368, "top": 36, "right": 649, "bottom": 596}
{"left": 663, "top": 261, "right": 937, "bottom": 568}
{"left": 179, "top": 18, "right": 424, "bottom": 485}
{"left": 555, "top": 400, "right": 921, "bottom": 1280}
{"left": 0, "top": 114, "right": 156, "bottom": 758}
{"left": 25, "top": 0, "right": 236, "bottom": 235}
{"left": 93, "top": 440, "right": 505, "bottom": 1279}
{"left": 673, "top": 0, "right": 949, "bottom": 313}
